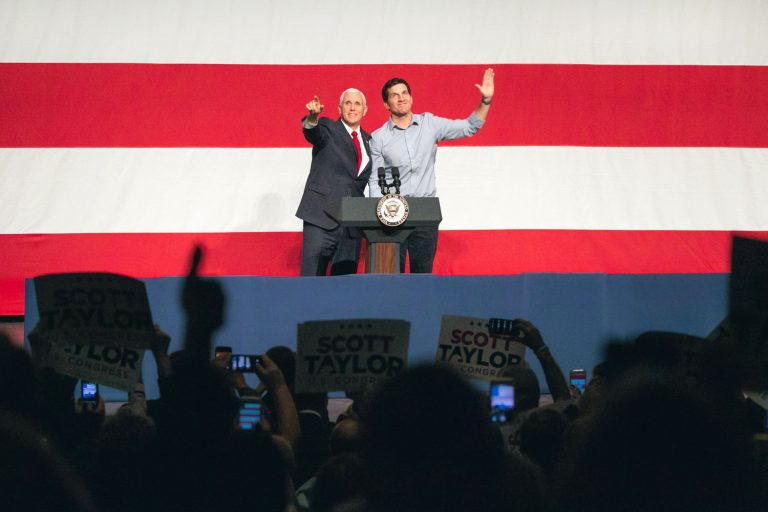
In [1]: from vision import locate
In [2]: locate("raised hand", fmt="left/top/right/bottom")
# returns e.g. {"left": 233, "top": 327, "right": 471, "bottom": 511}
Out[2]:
{"left": 512, "top": 318, "right": 546, "bottom": 352}
{"left": 149, "top": 324, "right": 171, "bottom": 357}
{"left": 305, "top": 95, "right": 324, "bottom": 121}
{"left": 181, "top": 245, "right": 225, "bottom": 362}
{"left": 474, "top": 67, "right": 495, "bottom": 100}
{"left": 254, "top": 353, "right": 287, "bottom": 391}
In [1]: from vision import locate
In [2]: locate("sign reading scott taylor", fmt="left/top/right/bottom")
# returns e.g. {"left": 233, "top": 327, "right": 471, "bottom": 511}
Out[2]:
{"left": 296, "top": 319, "right": 410, "bottom": 393}
{"left": 35, "top": 273, "right": 154, "bottom": 349}
{"left": 47, "top": 341, "right": 145, "bottom": 391}
{"left": 435, "top": 315, "right": 525, "bottom": 380}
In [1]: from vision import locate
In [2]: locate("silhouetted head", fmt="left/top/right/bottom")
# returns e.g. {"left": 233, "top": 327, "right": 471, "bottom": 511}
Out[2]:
{"left": 0, "top": 411, "right": 96, "bottom": 512}
{"left": 361, "top": 365, "right": 509, "bottom": 512}
{"left": 149, "top": 428, "right": 289, "bottom": 512}
{"left": 330, "top": 418, "right": 362, "bottom": 455}
{"left": 265, "top": 345, "right": 296, "bottom": 391}
{"left": 499, "top": 365, "right": 541, "bottom": 411}
{"left": 311, "top": 453, "right": 368, "bottom": 512}
{"left": 562, "top": 375, "right": 760, "bottom": 512}
{"left": 0, "top": 334, "right": 37, "bottom": 420}
{"left": 161, "top": 359, "right": 239, "bottom": 440}
{"left": 518, "top": 407, "right": 569, "bottom": 477}
{"left": 601, "top": 332, "right": 741, "bottom": 408}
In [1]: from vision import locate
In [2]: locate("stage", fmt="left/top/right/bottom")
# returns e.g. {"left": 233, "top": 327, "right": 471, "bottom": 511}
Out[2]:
{"left": 23, "top": 272, "right": 727, "bottom": 400}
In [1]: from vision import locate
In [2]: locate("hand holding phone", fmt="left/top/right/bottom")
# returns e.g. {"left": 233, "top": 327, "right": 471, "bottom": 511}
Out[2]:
{"left": 81, "top": 381, "right": 99, "bottom": 404}
{"left": 489, "top": 381, "right": 515, "bottom": 424}
{"left": 569, "top": 369, "right": 587, "bottom": 395}
{"left": 252, "top": 353, "right": 286, "bottom": 390}
{"left": 229, "top": 354, "right": 262, "bottom": 373}
{"left": 488, "top": 318, "right": 522, "bottom": 338}
{"left": 489, "top": 318, "right": 547, "bottom": 353}
{"left": 214, "top": 345, "right": 232, "bottom": 369}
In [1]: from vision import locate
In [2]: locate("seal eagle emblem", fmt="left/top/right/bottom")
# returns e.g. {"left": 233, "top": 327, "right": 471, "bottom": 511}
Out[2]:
{"left": 376, "top": 194, "right": 410, "bottom": 227}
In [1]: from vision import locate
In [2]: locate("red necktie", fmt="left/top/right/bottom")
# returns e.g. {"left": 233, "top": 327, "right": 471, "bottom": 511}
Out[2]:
{"left": 351, "top": 130, "right": 362, "bottom": 175}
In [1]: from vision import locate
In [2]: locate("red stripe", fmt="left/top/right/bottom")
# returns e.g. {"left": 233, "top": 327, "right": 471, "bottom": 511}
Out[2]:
{"left": 2, "top": 63, "right": 767, "bottom": 148}
{"left": 3, "top": 230, "right": 767, "bottom": 315}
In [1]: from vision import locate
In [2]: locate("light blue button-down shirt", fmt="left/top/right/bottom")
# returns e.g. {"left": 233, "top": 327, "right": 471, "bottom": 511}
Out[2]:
{"left": 368, "top": 112, "right": 485, "bottom": 197}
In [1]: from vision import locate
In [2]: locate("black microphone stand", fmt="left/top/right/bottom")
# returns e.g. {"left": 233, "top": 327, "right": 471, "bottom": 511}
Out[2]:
{"left": 378, "top": 166, "right": 401, "bottom": 195}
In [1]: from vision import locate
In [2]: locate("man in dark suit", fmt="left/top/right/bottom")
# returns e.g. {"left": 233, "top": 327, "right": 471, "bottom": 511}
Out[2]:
{"left": 297, "top": 89, "right": 372, "bottom": 276}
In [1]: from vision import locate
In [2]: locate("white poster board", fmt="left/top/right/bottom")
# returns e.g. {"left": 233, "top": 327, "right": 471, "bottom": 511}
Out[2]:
{"left": 47, "top": 341, "right": 145, "bottom": 390}
{"left": 296, "top": 319, "right": 410, "bottom": 393}
{"left": 34, "top": 273, "right": 154, "bottom": 349}
{"left": 435, "top": 315, "right": 525, "bottom": 381}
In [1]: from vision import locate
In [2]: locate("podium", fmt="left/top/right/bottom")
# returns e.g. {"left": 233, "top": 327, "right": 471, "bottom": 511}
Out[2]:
{"left": 326, "top": 197, "right": 442, "bottom": 273}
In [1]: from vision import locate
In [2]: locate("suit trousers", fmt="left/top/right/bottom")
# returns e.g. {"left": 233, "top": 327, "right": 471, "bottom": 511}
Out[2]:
{"left": 300, "top": 221, "right": 361, "bottom": 276}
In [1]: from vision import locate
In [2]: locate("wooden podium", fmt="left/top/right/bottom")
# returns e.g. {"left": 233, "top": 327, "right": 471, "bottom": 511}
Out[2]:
{"left": 326, "top": 197, "right": 442, "bottom": 273}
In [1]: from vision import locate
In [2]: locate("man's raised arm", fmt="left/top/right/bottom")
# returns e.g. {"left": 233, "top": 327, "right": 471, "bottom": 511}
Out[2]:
{"left": 473, "top": 67, "right": 495, "bottom": 121}
{"left": 302, "top": 95, "right": 324, "bottom": 128}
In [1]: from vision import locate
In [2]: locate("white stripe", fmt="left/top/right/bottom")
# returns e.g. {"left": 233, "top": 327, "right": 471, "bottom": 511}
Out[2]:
{"left": 2, "top": 147, "right": 766, "bottom": 233}
{"left": 1, "top": 0, "right": 766, "bottom": 65}
{"left": 437, "top": 146, "right": 768, "bottom": 230}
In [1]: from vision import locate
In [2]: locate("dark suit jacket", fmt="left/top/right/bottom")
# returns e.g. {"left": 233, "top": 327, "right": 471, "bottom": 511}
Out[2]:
{"left": 296, "top": 117, "right": 372, "bottom": 230}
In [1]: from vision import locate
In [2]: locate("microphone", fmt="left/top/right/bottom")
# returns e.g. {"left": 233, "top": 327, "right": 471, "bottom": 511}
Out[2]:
{"left": 378, "top": 167, "right": 387, "bottom": 194}
{"left": 391, "top": 167, "right": 401, "bottom": 194}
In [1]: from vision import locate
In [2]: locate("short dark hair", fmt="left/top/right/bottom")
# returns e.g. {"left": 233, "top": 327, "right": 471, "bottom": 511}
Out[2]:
{"left": 381, "top": 78, "right": 411, "bottom": 103}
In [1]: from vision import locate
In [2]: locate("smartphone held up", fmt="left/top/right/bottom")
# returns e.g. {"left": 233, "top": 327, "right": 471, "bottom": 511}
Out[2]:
{"left": 81, "top": 380, "right": 99, "bottom": 404}
{"left": 214, "top": 346, "right": 262, "bottom": 373}
{"left": 215, "top": 345, "right": 232, "bottom": 359}
{"left": 230, "top": 354, "right": 263, "bottom": 373}
{"left": 489, "top": 380, "right": 515, "bottom": 424}
{"left": 238, "top": 396, "right": 262, "bottom": 430}
{"left": 569, "top": 369, "right": 587, "bottom": 395}
{"left": 487, "top": 318, "right": 525, "bottom": 339}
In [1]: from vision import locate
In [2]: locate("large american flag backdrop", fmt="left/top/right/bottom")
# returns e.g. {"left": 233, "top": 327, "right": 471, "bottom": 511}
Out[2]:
{"left": 1, "top": 0, "right": 767, "bottom": 316}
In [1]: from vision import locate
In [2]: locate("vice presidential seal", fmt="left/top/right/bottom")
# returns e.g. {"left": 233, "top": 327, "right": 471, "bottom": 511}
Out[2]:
{"left": 376, "top": 194, "right": 410, "bottom": 227}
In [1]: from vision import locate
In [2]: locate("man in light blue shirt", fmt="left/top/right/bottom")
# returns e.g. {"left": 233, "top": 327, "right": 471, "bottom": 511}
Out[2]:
{"left": 368, "top": 68, "right": 495, "bottom": 273}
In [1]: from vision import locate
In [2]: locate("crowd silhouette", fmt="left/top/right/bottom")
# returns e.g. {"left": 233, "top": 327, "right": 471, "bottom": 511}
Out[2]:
{"left": 1, "top": 246, "right": 767, "bottom": 511}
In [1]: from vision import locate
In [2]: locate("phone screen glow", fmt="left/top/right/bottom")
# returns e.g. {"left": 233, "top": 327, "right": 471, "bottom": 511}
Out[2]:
{"left": 82, "top": 382, "right": 97, "bottom": 399}
{"left": 232, "top": 355, "right": 252, "bottom": 372}
{"left": 490, "top": 383, "right": 515, "bottom": 423}
{"left": 239, "top": 402, "right": 261, "bottom": 430}
{"left": 570, "top": 377, "right": 587, "bottom": 394}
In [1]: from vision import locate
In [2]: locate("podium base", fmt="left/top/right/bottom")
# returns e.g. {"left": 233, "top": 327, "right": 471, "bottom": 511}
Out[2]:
{"left": 365, "top": 242, "right": 400, "bottom": 273}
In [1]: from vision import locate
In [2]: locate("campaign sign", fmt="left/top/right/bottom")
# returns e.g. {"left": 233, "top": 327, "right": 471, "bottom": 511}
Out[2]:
{"left": 47, "top": 341, "right": 145, "bottom": 390}
{"left": 435, "top": 315, "right": 525, "bottom": 381}
{"left": 730, "top": 236, "right": 768, "bottom": 389}
{"left": 34, "top": 273, "right": 154, "bottom": 349}
{"left": 705, "top": 316, "right": 733, "bottom": 344}
{"left": 296, "top": 319, "right": 410, "bottom": 393}
{"left": 744, "top": 390, "right": 768, "bottom": 411}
